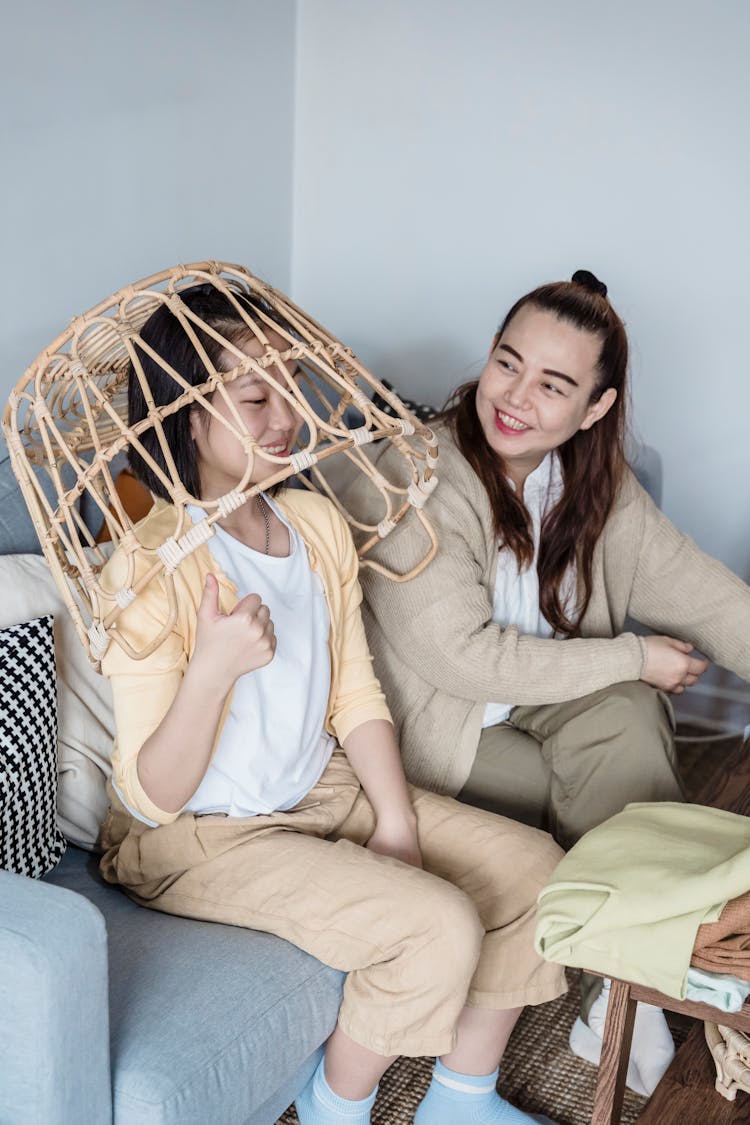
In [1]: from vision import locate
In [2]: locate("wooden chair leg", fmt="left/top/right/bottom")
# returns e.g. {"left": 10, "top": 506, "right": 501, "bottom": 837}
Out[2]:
{"left": 591, "top": 979, "right": 638, "bottom": 1125}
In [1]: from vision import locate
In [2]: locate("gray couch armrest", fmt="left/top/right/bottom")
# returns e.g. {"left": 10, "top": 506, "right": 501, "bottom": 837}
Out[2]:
{"left": 0, "top": 869, "right": 112, "bottom": 1124}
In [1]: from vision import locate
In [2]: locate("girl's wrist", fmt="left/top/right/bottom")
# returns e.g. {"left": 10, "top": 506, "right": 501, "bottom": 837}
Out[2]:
{"left": 183, "top": 652, "right": 236, "bottom": 700}
{"left": 373, "top": 802, "right": 417, "bottom": 832}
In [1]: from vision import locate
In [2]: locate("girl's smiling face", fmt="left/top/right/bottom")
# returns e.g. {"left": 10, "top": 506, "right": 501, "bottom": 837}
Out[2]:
{"left": 190, "top": 328, "right": 303, "bottom": 498}
{"left": 475, "top": 304, "right": 617, "bottom": 492}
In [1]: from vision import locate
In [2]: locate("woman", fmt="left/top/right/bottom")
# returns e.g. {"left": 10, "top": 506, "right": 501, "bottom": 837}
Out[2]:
{"left": 345, "top": 270, "right": 750, "bottom": 1095}
{"left": 97, "top": 283, "right": 565, "bottom": 1125}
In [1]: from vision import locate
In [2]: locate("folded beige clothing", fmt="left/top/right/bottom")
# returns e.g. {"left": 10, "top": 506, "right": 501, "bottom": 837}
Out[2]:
{"left": 692, "top": 889, "right": 750, "bottom": 983}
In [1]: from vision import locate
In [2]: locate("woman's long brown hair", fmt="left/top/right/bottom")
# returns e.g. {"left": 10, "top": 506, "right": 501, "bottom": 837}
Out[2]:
{"left": 438, "top": 280, "right": 629, "bottom": 636}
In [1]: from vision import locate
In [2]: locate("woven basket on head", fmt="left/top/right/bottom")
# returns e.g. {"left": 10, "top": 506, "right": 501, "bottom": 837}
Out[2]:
{"left": 2, "top": 261, "right": 438, "bottom": 666}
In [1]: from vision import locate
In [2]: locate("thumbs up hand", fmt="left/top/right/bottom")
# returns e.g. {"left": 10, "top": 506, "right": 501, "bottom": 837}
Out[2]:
{"left": 193, "top": 574, "right": 276, "bottom": 691}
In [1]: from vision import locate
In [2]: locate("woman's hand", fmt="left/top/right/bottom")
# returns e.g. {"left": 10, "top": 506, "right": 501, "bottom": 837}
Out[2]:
{"left": 192, "top": 574, "right": 276, "bottom": 691}
{"left": 367, "top": 812, "right": 423, "bottom": 869}
{"left": 640, "top": 635, "right": 708, "bottom": 694}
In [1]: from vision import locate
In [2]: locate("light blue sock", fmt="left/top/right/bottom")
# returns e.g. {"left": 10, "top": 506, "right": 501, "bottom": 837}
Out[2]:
{"left": 413, "top": 1059, "right": 557, "bottom": 1125}
{"left": 295, "top": 1055, "right": 378, "bottom": 1125}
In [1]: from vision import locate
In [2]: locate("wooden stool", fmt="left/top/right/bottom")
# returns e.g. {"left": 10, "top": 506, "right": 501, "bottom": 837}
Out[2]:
{"left": 591, "top": 736, "right": 750, "bottom": 1124}
{"left": 591, "top": 978, "right": 750, "bottom": 1124}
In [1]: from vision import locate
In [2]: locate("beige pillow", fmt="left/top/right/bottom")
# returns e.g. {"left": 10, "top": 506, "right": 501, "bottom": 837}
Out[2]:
{"left": 0, "top": 554, "right": 114, "bottom": 849}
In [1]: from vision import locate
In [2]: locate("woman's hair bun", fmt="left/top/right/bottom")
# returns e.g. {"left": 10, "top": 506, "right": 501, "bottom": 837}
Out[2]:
{"left": 571, "top": 269, "right": 608, "bottom": 298}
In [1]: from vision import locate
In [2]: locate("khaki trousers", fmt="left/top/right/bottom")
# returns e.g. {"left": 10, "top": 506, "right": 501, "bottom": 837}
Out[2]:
{"left": 458, "top": 682, "right": 684, "bottom": 851}
{"left": 100, "top": 750, "right": 566, "bottom": 1058}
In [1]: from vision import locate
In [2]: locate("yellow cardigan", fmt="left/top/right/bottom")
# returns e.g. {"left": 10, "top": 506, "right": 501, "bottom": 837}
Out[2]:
{"left": 100, "top": 490, "right": 392, "bottom": 825}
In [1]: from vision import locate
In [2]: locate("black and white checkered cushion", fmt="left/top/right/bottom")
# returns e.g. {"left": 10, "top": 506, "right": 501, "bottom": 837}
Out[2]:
{"left": 0, "top": 615, "right": 65, "bottom": 877}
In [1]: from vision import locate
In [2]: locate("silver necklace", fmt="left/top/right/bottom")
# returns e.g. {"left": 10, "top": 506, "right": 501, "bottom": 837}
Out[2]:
{"left": 256, "top": 493, "right": 271, "bottom": 555}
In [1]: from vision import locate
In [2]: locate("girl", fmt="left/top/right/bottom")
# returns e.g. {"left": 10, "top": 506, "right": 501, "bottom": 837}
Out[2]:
{"left": 97, "top": 284, "right": 565, "bottom": 1125}
{"left": 343, "top": 270, "right": 750, "bottom": 1096}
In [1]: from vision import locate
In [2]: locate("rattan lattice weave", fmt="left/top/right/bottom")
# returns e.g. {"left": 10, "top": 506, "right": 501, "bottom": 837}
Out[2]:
{"left": 2, "top": 261, "right": 438, "bottom": 665}
{"left": 705, "top": 1021, "right": 750, "bottom": 1100}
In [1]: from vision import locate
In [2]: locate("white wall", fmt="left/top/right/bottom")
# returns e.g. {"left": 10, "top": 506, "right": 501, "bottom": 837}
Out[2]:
{"left": 2, "top": 0, "right": 747, "bottom": 719}
{"left": 292, "top": 0, "right": 750, "bottom": 582}
{"left": 1, "top": 0, "right": 297, "bottom": 413}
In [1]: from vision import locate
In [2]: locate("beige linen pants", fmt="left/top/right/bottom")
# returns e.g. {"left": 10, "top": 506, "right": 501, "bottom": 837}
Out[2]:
{"left": 459, "top": 682, "right": 684, "bottom": 851}
{"left": 100, "top": 750, "right": 566, "bottom": 1058}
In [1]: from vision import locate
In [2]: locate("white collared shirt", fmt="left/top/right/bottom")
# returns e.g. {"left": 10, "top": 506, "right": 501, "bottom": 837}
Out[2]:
{"left": 482, "top": 453, "right": 576, "bottom": 727}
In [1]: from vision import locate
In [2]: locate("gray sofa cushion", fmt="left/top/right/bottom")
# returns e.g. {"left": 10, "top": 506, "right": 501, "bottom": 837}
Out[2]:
{"left": 0, "top": 449, "right": 123, "bottom": 555}
{"left": 0, "top": 453, "right": 45, "bottom": 555}
{"left": 45, "top": 847, "right": 344, "bottom": 1124}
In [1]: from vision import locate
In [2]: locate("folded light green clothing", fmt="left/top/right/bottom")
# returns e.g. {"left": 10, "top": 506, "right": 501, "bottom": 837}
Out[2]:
{"left": 686, "top": 967, "right": 750, "bottom": 1012}
{"left": 534, "top": 802, "right": 750, "bottom": 999}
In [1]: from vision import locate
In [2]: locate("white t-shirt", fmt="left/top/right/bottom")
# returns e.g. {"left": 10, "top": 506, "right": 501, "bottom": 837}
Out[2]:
{"left": 184, "top": 496, "right": 335, "bottom": 816}
{"left": 482, "top": 454, "right": 576, "bottom": 728}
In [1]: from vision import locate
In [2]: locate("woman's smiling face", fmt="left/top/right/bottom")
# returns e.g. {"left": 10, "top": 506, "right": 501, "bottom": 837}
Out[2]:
{"left": 189, "top": 328, "right": 303, "bottom": 498}
{"left": 475, "top": 304, "right": 617, "bottom": 491}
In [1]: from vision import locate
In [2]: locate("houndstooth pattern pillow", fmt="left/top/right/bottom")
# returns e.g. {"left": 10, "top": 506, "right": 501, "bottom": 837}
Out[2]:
{"left": 0, "top": 615, "right": 66, "bottom": 876}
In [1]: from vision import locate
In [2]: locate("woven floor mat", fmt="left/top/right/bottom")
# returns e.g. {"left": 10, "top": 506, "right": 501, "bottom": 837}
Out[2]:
{"left": 275, "top": 969, "right": 670, "bottom": 1124}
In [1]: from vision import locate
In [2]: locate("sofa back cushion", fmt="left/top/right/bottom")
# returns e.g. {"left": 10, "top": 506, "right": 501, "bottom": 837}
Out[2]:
{"left": 0, "top": 555, "right": 114, "bottom": 849}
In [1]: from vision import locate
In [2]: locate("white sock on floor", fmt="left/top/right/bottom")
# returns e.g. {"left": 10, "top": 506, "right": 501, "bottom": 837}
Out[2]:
{"left": 568, "top": 978, "right": 675, "bottom": 1097}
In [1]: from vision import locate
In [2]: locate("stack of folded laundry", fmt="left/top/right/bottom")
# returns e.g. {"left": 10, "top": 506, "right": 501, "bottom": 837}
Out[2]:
{"left": 694, "top": 889, "right": 750, "bottom": 981}
{"left": 695, "top": 890, "right": 750, "bottom": 1100}
{"left": 534, "top": 803, "right": 750, "bottom": 1095}
{"left": 534, "top": 801, "right": 750, "bottom": 1007}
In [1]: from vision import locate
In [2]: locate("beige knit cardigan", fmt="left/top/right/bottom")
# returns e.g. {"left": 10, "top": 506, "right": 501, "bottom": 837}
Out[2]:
{"left": 343, "top": 427, "right": 750, "bottom": 795}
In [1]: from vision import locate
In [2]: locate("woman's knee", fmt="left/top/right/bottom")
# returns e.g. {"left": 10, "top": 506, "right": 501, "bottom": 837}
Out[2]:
{"left": 604, "top": 680, "right": 672, "bottom": 727}
{"left": 588, "top": 680, "right": 682, "bottom": 797}
{"left": 592, "top": 681, "right": 674, "bottom": 754}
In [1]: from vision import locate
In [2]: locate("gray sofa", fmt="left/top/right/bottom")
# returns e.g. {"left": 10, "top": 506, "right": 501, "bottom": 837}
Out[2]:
{"left": 0, "top": 453, "right": 344, "bottom": 1125}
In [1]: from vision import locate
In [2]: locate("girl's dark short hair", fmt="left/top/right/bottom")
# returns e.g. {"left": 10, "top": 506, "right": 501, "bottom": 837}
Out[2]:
{"left": 127, "top": 284, "right": 288, "bottom": 501}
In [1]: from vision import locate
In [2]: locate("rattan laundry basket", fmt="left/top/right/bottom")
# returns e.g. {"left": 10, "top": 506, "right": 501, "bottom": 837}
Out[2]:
{"left": 705, "top": 1021, "right": 750, "bottom": 1101}
{"left": 2, "top": 261, "right": 438, "bottom": 665}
